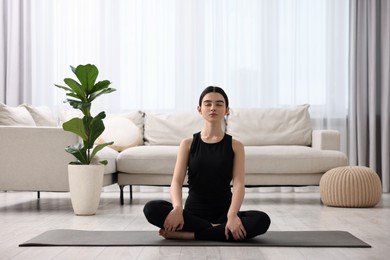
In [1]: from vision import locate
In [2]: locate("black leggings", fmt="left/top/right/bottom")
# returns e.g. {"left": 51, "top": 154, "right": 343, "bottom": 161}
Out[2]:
{"left": 143, "top": 200, "right": 271, "bottom": 241}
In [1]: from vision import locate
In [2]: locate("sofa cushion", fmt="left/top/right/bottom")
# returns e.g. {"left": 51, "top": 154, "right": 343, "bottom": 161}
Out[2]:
{"left": 92, "top": 146, "right": 119, "bottom": 174}
{"left": 244, "top": 146, "right": 347, "bottom": 174}
{"left": 117, "top": 146, "right": 179, "bottom": 174}
{"left": 0, "top": 103, "right": 36, "bottom": 126}
{"left": 96, "top": 117, "right": 143, "bottom": 152}
{"left": 144, "top": 112, "right": 204, "bottom": 145}
{"left": 117, "top": 145, "right": 347, "bottom": 178}
{"left": 226, "top": 104, "right": 312, "bottom": 146}
{"left": 21, "top": 104, "right": 58, "bottom": 126}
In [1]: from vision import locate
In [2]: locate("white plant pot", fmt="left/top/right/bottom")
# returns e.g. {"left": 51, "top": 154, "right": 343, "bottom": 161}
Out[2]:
{"left": 68, "top": 164, "right": 105, "bottom": 216}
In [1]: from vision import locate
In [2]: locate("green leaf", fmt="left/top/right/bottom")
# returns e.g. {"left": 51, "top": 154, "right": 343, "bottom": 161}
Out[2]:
{"left": 67, "top": 100, "right": 91, "bottom": 116}
{"left": 75, "top": 64, "right": 98, "bottom": 93}
{"left": 89, "top": 88, "right": 116, "bottom": 102}
{"left": 85, "top": 112, "right": 107, "bottom": 148}
{"left": 92, "top": 80, "right": 111, "bottom": 93}
{"left": 98, "top": 160, "right": 108, "bottom": 166}
{"left": 66, "top": 99, "right": 83, "bottom": 109}
{"left": 94, "top": 111, "right": 107, "bottom": 121}
{"left": 66, "top": 93, "right": 82, "bottom": 100}
{"left": 90, "top": 142, "right": 114, "bottom": 164}
{"left": 63, "top": 117, "right": 88, "bottom": 140}
{"left": 65, "top": 143, "right": 88, "bottom": 164}
{"left": 64, "top": 78, "right": 86, "bottom": 101}
{"left": 54, "top": 84, "right": 73, "bottom": 92}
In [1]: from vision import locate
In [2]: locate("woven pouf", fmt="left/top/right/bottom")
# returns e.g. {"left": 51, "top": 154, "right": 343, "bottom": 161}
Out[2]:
{"left": 320, "top": 166, "right": 382, "bottom": 208}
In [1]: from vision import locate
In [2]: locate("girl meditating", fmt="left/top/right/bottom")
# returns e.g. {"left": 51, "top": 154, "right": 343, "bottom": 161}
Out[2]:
{"left": 143, "top": 86, "right": 271, "bottom": 241}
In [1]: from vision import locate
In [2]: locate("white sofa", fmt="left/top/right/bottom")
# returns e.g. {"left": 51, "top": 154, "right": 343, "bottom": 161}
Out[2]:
{"left": 0, "top": 104, "right": 118, "bottom": 197}
{"left": 0, "top": 103, "right": 348, "bottom": 204}
{"left": 116, "top": 104, "right": 348, "bottom": 204}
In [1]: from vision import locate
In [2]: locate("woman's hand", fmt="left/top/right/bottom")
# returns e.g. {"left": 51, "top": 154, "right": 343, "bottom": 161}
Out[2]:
{"left": 225, "top": 213, "right": 247, "bottom": 240}
{"left": 163, "top": 207, "right": 184, "bottom": 232}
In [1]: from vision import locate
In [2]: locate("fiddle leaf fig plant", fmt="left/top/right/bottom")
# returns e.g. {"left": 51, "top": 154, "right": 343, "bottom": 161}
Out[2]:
{"left": 55, "top": 64, "right": 116, "bottom": 165}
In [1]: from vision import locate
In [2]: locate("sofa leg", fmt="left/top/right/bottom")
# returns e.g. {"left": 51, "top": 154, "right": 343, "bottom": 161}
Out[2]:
{"left": 119, "top": 185, "right": 124, "bottom": 205}
{"left": 37, "top": 191, "right": 40, "bottom": 199}
{"left": 119, "top": 185, "right": 133, "bottom": 205}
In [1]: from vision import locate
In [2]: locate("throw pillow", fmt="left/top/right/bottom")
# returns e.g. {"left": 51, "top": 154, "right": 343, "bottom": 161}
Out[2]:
{"left": 143, "top": 111, "right": 204, "bottom": 145}
{"left": 226, "top": 104, "right": 312, "bottom": 146}
{"left": 96, "top": 117, "right": 143, "bottom": 152}
{"left": 105, "top": 111, "right": 144, "bottom": 134}
{"left": 0, "top": 103, "right": 36, "bottom": 126}
{"left": 21, "top": 104, "right": 58, "bottom": 126}
{"left": 59, "top": 109, "right": 84, "bottom": 125}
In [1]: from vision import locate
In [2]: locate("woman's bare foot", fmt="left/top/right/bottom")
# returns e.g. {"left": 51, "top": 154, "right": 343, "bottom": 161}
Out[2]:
{"left": 159, "top": 229, "right": 195, "bottom": 240}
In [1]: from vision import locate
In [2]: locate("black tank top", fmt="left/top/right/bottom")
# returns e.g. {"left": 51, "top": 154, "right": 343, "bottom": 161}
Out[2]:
{"left": 184, "top": 132, "right": 234, "bottom": 221}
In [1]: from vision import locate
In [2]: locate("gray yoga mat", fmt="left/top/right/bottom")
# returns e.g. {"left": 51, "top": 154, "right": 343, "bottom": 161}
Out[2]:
{"left": 19, "top": 230, "right": 371, "bottom": 248}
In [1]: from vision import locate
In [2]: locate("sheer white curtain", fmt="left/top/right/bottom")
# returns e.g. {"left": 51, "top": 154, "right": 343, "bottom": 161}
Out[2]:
{"left": 0, "top": 0, "right": 32, "bottom": 106}
{"left": 29, "top": 0, "right": 349, "bottom": 151}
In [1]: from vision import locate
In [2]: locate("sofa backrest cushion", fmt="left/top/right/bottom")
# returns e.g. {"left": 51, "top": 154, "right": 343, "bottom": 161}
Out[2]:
{"left": 0, "top": 103, "right": 36, "bottom": 126}
{"left": 144, "top": 112, "right": 204, "bottom": 145}
{"left": 21, "top": 104, "right": 58, "bottom": 126}
{"left": 61, "top": 110, "right": 145, "bottom": 133}
{"left": 105, "top": 111, "right": 145, "bottom": 134}
{"left": 226, "top": 104, "right": 312, "bottom": 146}
{"left": 59, "top": 109, "right": 83, "bottom": 124}
{"left": 96, "top": 116, "right": 143, "bottom": 152}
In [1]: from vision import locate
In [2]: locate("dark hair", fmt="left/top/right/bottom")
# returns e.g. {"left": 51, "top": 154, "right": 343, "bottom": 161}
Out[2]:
{"left": 198, "top": 86, "right": 229, "bottom": 108}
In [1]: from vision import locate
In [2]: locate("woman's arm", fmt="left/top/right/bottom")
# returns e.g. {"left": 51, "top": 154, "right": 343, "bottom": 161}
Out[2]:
{"left": 163, "top": 138, "right": 191, "bottom": 232}
{"left": 225, "top": 139, "right": 247, "bottom": 240}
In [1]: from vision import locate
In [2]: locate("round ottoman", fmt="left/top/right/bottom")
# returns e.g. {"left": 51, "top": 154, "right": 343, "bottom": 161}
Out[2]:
{"left": 320, "top": 166, "right": 382, "bottom": 208}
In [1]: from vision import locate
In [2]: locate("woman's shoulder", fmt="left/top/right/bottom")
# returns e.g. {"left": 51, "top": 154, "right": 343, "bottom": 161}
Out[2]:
{"left": 180, "top": 137, "right": 194, "bottom": 148}
{"left": 181, "top": 132, "right": 200, "bottom": 144}
{"left": 231, "top": 137, "right": 244, "bottom": 151}
{"left": 226, "top": 133, "right": 242, "bottom": 146}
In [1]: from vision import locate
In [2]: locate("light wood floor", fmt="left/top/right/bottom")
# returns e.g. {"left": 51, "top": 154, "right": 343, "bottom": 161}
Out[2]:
{"left": 0, "top": 186, "right": 389, "bottom": 260}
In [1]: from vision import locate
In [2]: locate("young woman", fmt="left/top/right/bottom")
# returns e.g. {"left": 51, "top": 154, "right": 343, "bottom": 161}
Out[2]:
{"left": 143, "top": 86, "right": 271, "bottom": 241}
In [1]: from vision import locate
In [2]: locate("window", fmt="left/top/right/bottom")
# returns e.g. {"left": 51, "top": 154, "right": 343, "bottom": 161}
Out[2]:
{"left": 30, "top": 0, "right": 349, "bottom": 151}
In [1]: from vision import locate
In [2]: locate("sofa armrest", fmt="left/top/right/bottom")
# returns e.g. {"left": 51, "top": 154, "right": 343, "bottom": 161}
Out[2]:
{"left": 0, "top": 126, "right": 78, "bottom": 191}
{"left": 311, "top": 130, "right": 341, "bottom": 151}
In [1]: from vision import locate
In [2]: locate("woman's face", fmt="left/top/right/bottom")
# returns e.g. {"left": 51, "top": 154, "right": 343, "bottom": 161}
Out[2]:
{"left": 198, "top": 92, "right": 229, "bottom": 122}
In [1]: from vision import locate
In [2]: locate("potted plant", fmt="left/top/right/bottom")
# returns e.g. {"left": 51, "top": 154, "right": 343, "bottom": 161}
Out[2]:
{"left": 55, "top": 64, "right": 116, "bottom": 215}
